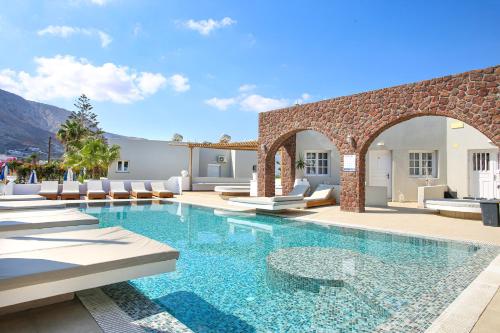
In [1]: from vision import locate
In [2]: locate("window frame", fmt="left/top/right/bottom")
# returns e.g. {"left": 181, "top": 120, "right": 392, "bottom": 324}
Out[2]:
{"left": 304, "top": 150, "right": 330, "bottom": 176}
{"left": 116, "top": 160, "right": 129, "bottom": 173}
{"left": 408, "top": 150, "right": 437, "bottom": 178}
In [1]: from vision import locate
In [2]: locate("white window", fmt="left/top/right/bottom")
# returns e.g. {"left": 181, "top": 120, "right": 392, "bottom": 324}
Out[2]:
{"left": 409, "top": 151, "right": 436, "bottom": 177}
{"left": 305, "top": 151, "right": 329, "bottom": 176}
{"left": 116, "top": 160, "right": 129, "bottom": 172}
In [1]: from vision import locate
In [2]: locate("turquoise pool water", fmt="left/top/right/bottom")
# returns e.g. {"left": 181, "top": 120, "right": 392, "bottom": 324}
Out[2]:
{"left": 83, "top": 202, "right": 499, "bottom": 333}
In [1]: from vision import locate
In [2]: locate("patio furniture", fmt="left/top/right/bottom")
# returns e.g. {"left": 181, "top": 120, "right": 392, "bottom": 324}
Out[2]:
{"left": 0, "top": 226, "right": 180, "bottom": 308}
{"left": 229, "top": 195, "right": 306, "bottom": 211}
{"left": 131, "top": 182, "right": 153, "bottom": 199}
{"left": 214, "top": 185, "right": 250, "bottom": 199}
{"left": 288, "top": 184, "right": 310, "bottom": 196}
{"left": 304, "top": 184, "right": 336, "bottom": 208}
{"left": 424, "top": 199, "right": 482, "bottom": 219}
{"left": 0, "top": 208, "right": 98, "bottom": 238}
{"left": 61, "top": 181, "right": 81, "bottom": 200}
{"left": 86, "top": 180, "right": 107, "bottom": 200}
{"left": 38, "top": 181, "right": 59, "bottom": 200}
{"left": 109, "top": 181, "right": 130, "bottom": 199}
{"left": 480, "top": 200, "right": 500, "bottom": 227}
{"left": 151, "top": 182, "right": 173, "bottom": 198}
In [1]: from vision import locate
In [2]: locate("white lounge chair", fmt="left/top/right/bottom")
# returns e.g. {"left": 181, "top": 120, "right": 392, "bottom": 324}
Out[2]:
{"left": 0, "top": 227, "right": 179, "bottom": 308}
{"left": 38, "top": 181, "right": 59, "bottom": 200}
{"left": 151, "top": 182, "right": 173, "bottom": 198}
{"left": 86, "top": 180, "right": 106, "bottom": 200}
{"left": 61, "top": 181, "right": 81, "bottom": 200}
{"left": 131, "top": 182, "right": 152, "bottom": 199}
{"left": 0, "top": 209, "right": 98, "bottom": 238}
{"left": 109, "top": 181, "right": 129, "bottom": 199}
{"left": 229, "top": 195, "right": 306, "bottom": 211}
{"left": 288, "top": 184, "right": 310, "bottom": 196}
{"left": 304, "top": 184, "right": 336, "bottom": 208}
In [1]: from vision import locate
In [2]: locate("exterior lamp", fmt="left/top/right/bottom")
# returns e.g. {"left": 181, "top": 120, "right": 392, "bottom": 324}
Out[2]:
{"left": 346, "top": 134, "right": 356, "bottom": 149}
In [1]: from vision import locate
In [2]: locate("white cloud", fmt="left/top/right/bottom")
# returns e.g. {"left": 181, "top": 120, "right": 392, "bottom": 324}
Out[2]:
{"left": 294, "top": 92, "right": 312, "bottom": 105}
{"left": 166, "top": 74, "right": 190, "bottom": 92}
{"left": 133, "top": 23, "right": 142, "bottom": 37}
{"left": 182, "top": 17, "right": 236, "bottom": 36}
{"left": 239, "top": 84, "right": 256, "bottom": 92}
{"left": 205, "top": 97, "right": 236, "bottom": 111}
{"left": 37, "top": 25, "right": 112, "bottom": 48}
{"left": 0, "top": 55, "right": 183, "bottom": 104}
{"left": 90, "top": 0, "right": 108, "bottom": 5}
{"left": 240, "top": 94, "right": 289, "bottom": 113}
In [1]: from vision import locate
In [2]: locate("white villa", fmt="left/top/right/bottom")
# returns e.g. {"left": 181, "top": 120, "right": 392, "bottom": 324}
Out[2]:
{"left": 108, "top": 116, "right": 499, "bottom": 202}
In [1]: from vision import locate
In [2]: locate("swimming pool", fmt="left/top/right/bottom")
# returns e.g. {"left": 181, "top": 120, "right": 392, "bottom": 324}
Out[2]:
{"left": 83, "top": 202, "right": 499, "bottom": 333}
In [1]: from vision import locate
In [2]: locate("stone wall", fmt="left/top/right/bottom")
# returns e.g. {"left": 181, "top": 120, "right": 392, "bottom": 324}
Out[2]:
{"left": 258, "top": 66, "right": 499, "bottom": 212}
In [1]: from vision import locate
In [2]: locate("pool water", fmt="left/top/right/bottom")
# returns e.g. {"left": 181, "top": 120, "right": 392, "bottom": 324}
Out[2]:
{"left": 83, "top": 202, "right": 499, "bottom": 333}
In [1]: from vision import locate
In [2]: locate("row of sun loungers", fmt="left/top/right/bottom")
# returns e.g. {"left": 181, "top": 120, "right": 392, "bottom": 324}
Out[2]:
{"left": 36, "top": 180, "right": 174, "bottom": 200}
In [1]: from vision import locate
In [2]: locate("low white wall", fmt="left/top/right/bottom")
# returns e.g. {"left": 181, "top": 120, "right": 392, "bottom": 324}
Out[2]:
{"left": 366, "top": 186, "right": 388, "bottom": 207}
{"left": 417, "top": 185, "right": 448, "bottom": 208}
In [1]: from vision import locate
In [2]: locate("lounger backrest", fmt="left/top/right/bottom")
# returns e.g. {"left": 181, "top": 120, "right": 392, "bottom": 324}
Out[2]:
{"left": 40, "top": 181, "right": 59, "bottom": 193}
{"left": 87, "top": 180, "right": 103, "bottom": 192}
{"left": 151, "top": 181, "right": 166, "bottom": 192}
{"left": 131, "top": 182, "right": 147, "bottom": 192}
{"left": 63, "top": 181, "right": 80, "bottom": 192}
{"left": 288, "top": 184, "right": 309, "bottom": 197}
{"left": 110, "top": 181, "right": 127, "bottom": 192}
{"left": 309, "top": 184, "right": 334, "bottom": 200}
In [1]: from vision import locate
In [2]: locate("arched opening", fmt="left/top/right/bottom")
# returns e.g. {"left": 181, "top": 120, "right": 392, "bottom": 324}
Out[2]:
{"left": 361, "top": 115, "right": 499, "bottom": 208}
{"left": 260, "top": 129, "right": 342, "bottom": 204}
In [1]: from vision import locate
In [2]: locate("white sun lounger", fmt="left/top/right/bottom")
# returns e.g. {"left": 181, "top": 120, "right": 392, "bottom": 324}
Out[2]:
{"left": 287, "top": 184, "right": 310, "bottom": 196}
{"left": 151, "top": 182, "right": 173, "bottom": 198}
{"left": 0, "top": 226, "right": 180, "bottom": 308}
{"left": 38, "top": 181, "right": 59, "bottom": 200}
{"left": 61, "top": 181, "right": 81, "bottom": 200}
{"left": 304, "top": 184, "right": 336, "bottom": 208}
{"left": 131, "top": 182, "right": 152, "bottom": 199}
{"left": 0, "top": 209, "right": 98, "bottom": 238}
{"left": 0, "top": 195, "right": 46, "bottom": 202}
{"left": 229, "top": 195, "right": 306, "bottom": 211}
{"left": 86, "top": 180, "right": 106, "bottom": 200}
{"left": 109, "top": 181, "right": 129, "bottom": 199}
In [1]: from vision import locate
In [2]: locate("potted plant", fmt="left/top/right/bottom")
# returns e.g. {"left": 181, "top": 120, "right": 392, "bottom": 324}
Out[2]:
{"left": 295, "top": 154, "right": 306, "bottom": 180}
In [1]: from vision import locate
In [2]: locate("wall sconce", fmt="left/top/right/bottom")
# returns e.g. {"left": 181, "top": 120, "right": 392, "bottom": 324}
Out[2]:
{"left": 261, "top": 144, "right": 267, "bottom": 152}
{"left": 376, "top": 141, "right": 385, "bottom": 147}
{"left": 346, "top": 134, "right": 356, "bottom": 149}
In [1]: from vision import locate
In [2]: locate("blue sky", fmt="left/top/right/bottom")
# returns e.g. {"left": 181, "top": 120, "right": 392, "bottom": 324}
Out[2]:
{"left": 0, "top": 0, "right": 498, "bottom": 142}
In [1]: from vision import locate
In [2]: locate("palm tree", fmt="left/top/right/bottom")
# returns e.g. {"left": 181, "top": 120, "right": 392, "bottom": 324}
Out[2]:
{"left": 64, "top": 139, "right": 120, "bottom": 179}
{"left": 57, "top": 120, "right": 89, "bottom": 152}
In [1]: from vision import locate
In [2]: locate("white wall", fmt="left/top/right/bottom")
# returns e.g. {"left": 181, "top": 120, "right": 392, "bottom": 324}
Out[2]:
{"left": 232, "top": 150, "right": 258, "bottom": 179}
{"left": 107, "top": 138, "right": 257, "bottom": 181}
{"left": 295, "top": 130, "right": 341, "bottom": 188}
{"left": 107, "top": 138, "right": 196, "bottom": 180}
{"left": 367, "top": 116, "right": 448, "bottom": 201}
{"left": 446, "top": 118, "right": 497, "bottom": 198}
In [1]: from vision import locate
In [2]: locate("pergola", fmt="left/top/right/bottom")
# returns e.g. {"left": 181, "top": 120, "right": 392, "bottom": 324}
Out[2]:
{"left": 171, "top": 140, "right": 258, "bottom": 190}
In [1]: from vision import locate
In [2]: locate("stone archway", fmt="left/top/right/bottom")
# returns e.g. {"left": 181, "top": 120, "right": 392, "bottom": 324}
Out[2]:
{"left": 258, "top": 66, "right": 499, "bottom": 212}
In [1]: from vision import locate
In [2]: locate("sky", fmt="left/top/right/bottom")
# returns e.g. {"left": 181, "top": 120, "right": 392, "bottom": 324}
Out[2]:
{"left": 0, "top": 0, "right": 498, "bottom": 142}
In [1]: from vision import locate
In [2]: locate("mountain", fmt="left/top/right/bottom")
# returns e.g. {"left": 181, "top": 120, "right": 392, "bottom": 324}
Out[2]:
{"left": 0, "top": 89, "right": 126, "bottom": 158}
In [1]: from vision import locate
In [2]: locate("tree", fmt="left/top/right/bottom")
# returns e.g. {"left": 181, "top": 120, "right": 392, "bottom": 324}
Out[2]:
{"left": 64, "top": 139, "right": 120, "bottom": 179}
{"left": 57, "top": 120, "right": 89, "bottom": 152}
{"left": 69, "top": 94, "right": 103, "bottom": 138}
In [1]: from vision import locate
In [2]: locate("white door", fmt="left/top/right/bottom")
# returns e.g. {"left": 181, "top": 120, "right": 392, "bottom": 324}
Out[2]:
{"left": 469, "top": 150, "right": 499, "bottom": 199}
{"left": 369, "top": 150, "right": 392, "bottom": 198}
